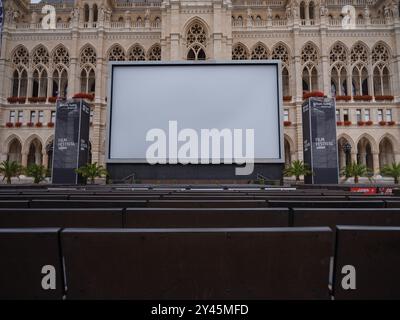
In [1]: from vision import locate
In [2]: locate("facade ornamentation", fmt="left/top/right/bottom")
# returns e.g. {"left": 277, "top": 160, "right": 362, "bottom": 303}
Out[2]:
{"left": 0, "top": 0, "right": 399, "bottom": 176}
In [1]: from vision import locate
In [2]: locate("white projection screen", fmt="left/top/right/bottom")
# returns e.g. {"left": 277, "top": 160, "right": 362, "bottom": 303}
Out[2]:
{"left": 106, "top": 61, "right": 284, "bottom": 164}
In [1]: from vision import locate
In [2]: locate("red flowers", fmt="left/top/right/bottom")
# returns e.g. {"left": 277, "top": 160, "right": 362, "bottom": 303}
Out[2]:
{"left": 379, "top": 121, "right": 387, "bottom": 126}
{"left": 336, "top": 121, "right": 343, "bottom": 126}
{"left": 283, "top": 96, "right": 292, "bottom": 102}
{"left": 27, "top": 122, "right": 34, "bottom": 127}
{"left": 357, "top": 121, "right": 365, "bottom": 126}
{"left": 15, "top": 122, "right": 23, "bottom": 128}
{"left": 375, "top": 95, "right": 394, "bottom": 101}
{"left": 335, "top": 95, "right": 351, "bottom": 101}
{"left": 344, "top": 121, "right": 352, "bottom": 126}
{"left": 48, "top": 97, "right": 58, "bottom": 103}
{"left": 303, "top": 91, "right": 325, "bottom": 99}
{"left": 5, "top": 122, "right": 14, "bottom": 128}
{"left": 284, "top": 121, "right": 292, "bottom": 126}
{"left": 47, "top": 122, "right": 55, "bottom": 128}
{"left": 73, "top": 93, "right": 95, "bottom": 101}
{"left": 7, "top": 97, "right": 18, "bottom": 104}
{"left": 35, "top": 122, "right": 43, "bottom": 128}
{"left": 365, "top": 121, "right": 373, "bottom": 126}
{"left": 353, "top": 95, "right": 372, "bottom": 101}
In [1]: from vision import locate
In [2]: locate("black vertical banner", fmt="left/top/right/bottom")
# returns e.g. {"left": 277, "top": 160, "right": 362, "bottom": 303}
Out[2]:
{"left": 302, "top": 97, "right": 339, "bottom": 184}
{"left": 52, "top": 100, "right": 90, "bottom": 184}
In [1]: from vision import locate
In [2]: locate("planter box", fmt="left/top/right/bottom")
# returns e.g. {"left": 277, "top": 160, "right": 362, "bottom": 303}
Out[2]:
{"left": 353, "top": 95, "right": 372, "bottom": 101}
{"left": 335, "top": 96, "right": 351, "bottom": 101}
{"left": 375, "top": 95, "right": 394, "bottom": 101}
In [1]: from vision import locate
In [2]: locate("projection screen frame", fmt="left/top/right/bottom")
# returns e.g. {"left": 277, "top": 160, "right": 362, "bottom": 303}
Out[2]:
{"left": 106, "top": 60, "right": 284, "bottom": 164}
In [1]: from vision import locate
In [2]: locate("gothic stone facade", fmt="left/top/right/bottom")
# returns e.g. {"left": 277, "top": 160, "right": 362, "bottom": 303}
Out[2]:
{"left": 1, "top": 0, "right": 400, "bottom": 176}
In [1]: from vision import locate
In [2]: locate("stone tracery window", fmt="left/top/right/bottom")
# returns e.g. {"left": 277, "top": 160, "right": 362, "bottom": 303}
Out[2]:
{"left": 31, "top": 46, "right": 50, "bottom": 98}
{"left": 232, "top": 43, "right": 249, "bottom": 60}
{"left": 187, "top": 23, "right": 207, "bottom": 46}
{"left": 51, "top": 45, "right": 69, "bottom": 97}
{"left": 11, "top": 46, "right": 29, "bottom": 98}
{"left": 302, "top": 63, "right": 318, "bottom": 92}
{"left": 52, "top": 65, "right": 68, "bottom": 97}
{"left": 80, "top": 65, "right": 96, "bottom": 94}
{"left": 351, "top": 43, "right": 369, "bottom": 64}
{"left": 32, "top": 65, "right": 48, "bottom": 97}
{"left": 128, "top": 44, "right": 146, "bottom": 61}
{"left": 108, "top": 45, "right": 126, "bottom": 61}
{"left": 350, "top": 43, "right": 369, "bottom": 96}
{"left": 12, "top": 67, "right": 28, "bottom": 98}
{"left": 80, "top": 45, "right": 97, "bottom": 94}
{"left": 147, "top": 44, "right": 161, "bottom": 61}
{"left": 301, "top": 43, "right": 319, "bottom": 92}
{"left": 251, "top": 43, "right": 269, "bottom": 60}
{"left": 372, "top": 43, "right": 391, "bottom": 95}
{"left": 372, "top": 43, "right": 389, "bottom": 64}
{"left": 186, "top": 22, "right": 207, "bottom": 60}
{"left": 271, "top": 43, "right": 289, "bottom": 64}
{"left": 52, "top": 45, "right": 70, "bottom": 67}
{"left": 80, "top": 45, "right": 97, "bottom": 67}
{"left": 301, "top": 43, "right": 318, "bottom": 65}
{"left": 12, "top": 46, "right": 30, "bottom": 67}
{"left": 330, "top": 43, "right": 348, "bottom": 64}
{"left": 330, "top": 43, "right": 348, "bottom": 96}
{"left": 32, "top": 45, "right": 50, "bottom": 67}
{"left": 271, "top": 43, "right": 290, "bottom": 96}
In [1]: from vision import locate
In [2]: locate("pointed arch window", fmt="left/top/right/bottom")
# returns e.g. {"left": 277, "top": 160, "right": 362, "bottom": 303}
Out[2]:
{"left": 186, "top": 22, "right": 207, "bottom": 60}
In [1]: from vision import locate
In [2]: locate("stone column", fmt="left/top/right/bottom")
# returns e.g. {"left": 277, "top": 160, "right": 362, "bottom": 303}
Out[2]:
{"left": 68, "top": 58, "right": 77, "bottom": 98}
{"left": 321, "top": 55, "right": 330, "bottom": 96}
{"left": 89, "top": 6, "right": 94, "bottom": 25}
{"left": 351, "top": 151, "right": 357, "bottom": 164}
{"left": 42, "top": 152, "right": 49, "bottom": 169}
{"left": 21, "top": 153, "right": 28, "bottom": 167}
{"left": 372, "top": 152, "right": 380, "bottom": 175}
{"left": 47, "top": 75, "right": 53, "bottom": 98}
{"left": 360, "top": 152, "right": 366, "bottom": 165}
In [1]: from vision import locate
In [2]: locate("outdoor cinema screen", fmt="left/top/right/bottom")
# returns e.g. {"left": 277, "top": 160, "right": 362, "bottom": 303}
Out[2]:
{"left": 107, "top": 61, "right": 283, "bottom": 164}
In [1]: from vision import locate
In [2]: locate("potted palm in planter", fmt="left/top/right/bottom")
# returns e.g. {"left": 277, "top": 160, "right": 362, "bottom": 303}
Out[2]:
{"left": 25, "top": 164, "right": 48, "bottom": 184}
{"left": 0, "top": 160, "right": 23, "bottom": 184}
{"left": 283, "top": 160, "right": 312, "bottom": 182}
{"left": 75, "top": 162, "right": 108, "bottom": 184}
{"left": 341, "top": 162, "right": 372, "bottom": 184}
{"left": 381, "top": 163, "right": 400, "bottom": 184}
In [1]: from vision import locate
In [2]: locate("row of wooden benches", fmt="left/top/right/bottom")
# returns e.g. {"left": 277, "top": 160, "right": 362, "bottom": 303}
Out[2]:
{"left": 1, "top": 226, "right": 399, "bottom": 300}
{"left": 1, "top": 208, "right": 400, "bottom": 229}
{"left": 2, "top": 199, "right": 400, "bottom": 208}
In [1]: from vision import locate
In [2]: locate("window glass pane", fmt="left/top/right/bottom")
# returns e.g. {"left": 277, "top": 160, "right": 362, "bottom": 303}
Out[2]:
{"left": 378, "top": 109, "right": 383, "bottom": 122}
{"left": 386, "top": 109, "right": 392, "bottom": 122}
{"left": 364, "top": 109, "right": 370, "bottom": 121}
{"left": 356, "top": 109, "right": 361, "bottom": 122}
{"left": 18, "top": 111, "right": 24, "bottom": 123}
{"left": 343, "top": 109, "right": 349, "bottom": 121}
{"left": 38, "top": 111, "right": 44, "bottom": 123}
{"left": 9, "top": 111, "right": 15, "bottom": 123}
{"left": 30, "top": 111, "right": 36, "bottom": 123}
{"left": 336, "top": 109, "right": 340, "bottom": 122}
{"left": 284, "top": 109, "right": 289, "bottom": 122}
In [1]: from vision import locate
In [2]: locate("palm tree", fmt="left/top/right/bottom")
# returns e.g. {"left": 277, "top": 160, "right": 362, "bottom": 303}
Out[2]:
{"left": 381, "top": 162, "right": 400, "bottom": 184}
{"left": 341, "top": 162, "right": 372, "bottom": 184}
{"left": 75, "top": 162, "right": 108, "bottom": 184}
{"left": 283, "top": 160, "right": 312, "bottom": 181}
{"left": 0, "top": 160, "right": 23, "bottom": 184}
{"left": 25, "top": 164, "right": 48, "bottom": 184}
